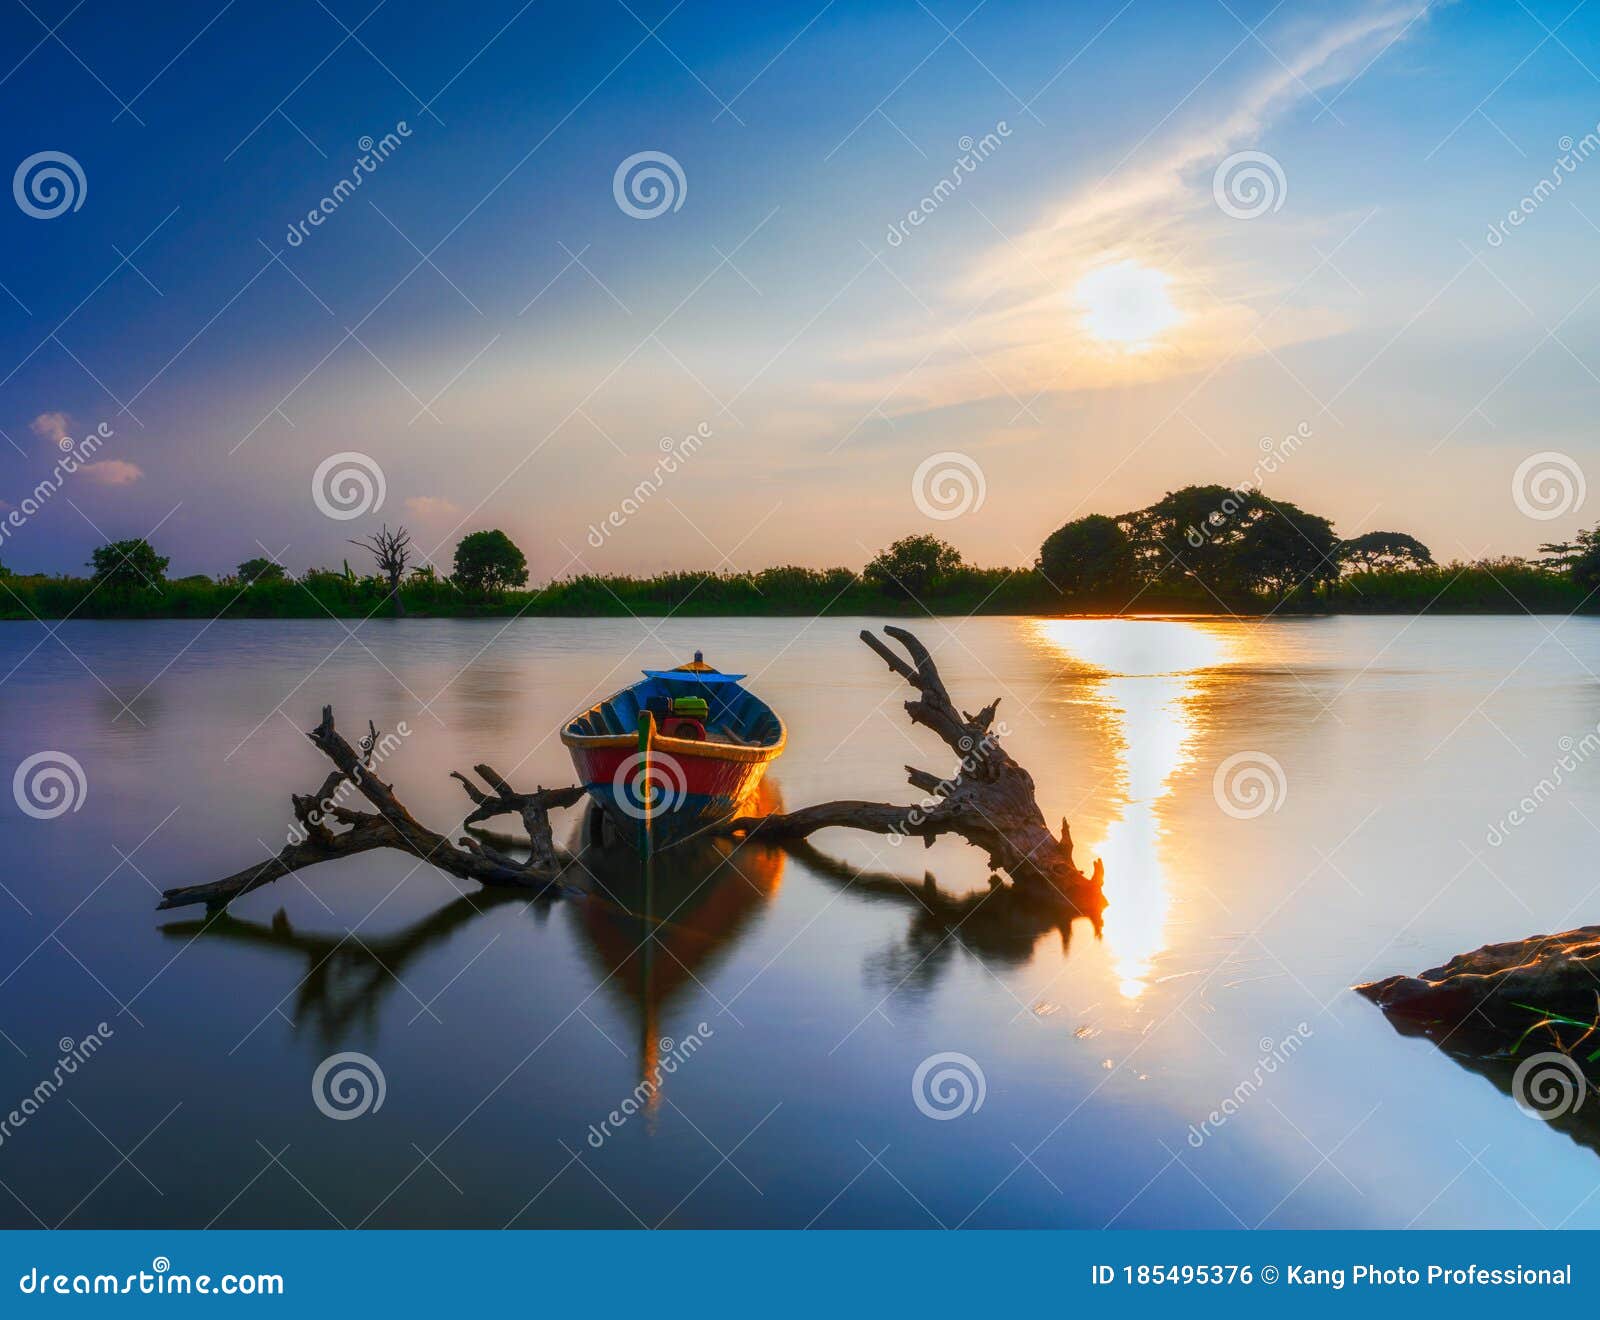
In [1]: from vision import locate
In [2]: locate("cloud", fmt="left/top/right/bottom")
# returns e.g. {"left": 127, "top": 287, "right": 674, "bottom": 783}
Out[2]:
{"left": 405, "top": 496, "right": 462, "bottom": 518}
{"left": 78, "top": 460, "right": 143, "bottom": 486}
{"left": 848, "top": 1, "right": 1439, "bottom": 417}
{"left": 30, "top": 412, "right": 72, "bottom": 449}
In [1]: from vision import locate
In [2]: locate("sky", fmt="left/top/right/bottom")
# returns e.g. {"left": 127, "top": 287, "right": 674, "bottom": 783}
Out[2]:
{"left": 3, "top": 0, "right": 1600, "bottom": 580}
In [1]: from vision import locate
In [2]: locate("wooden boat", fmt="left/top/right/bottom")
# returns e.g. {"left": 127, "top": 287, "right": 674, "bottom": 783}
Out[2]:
{"left": 561, "top": 653, "right": 785, "bottom": 851}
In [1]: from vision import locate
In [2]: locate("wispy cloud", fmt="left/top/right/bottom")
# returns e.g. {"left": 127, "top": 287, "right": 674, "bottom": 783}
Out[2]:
{"left": 841, "top": 1, "right": 1439, "bottom": 419}
{"left": 30, "top": 411, "right": 142, "bottom": 485}
{"left": 78, "top": 459, "right": 143, "bottom": 486}
{"left": 405, "top": 495, "right": 462, "bottom": 518}
{"left": 29, "top": 411, "right": 72, "bottom": 449}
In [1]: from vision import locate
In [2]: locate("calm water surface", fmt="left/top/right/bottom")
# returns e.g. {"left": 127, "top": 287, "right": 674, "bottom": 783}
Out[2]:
{"left": 2, "top": 615, "right": 1597, "bottom": 1228}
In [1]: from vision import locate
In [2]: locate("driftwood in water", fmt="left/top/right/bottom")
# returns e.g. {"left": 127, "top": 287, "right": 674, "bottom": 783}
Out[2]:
{"left": 157, "top": 706, "right": 584, "bottom": 911}
{"left": 722, "top": 626, "right": 1102, "bottom": 905}
{"left": 1357, "top": 927, "right": 1600, "bottom": 1044}
{"left": 158, "top": 628, "right": 1104, "bottom": 917}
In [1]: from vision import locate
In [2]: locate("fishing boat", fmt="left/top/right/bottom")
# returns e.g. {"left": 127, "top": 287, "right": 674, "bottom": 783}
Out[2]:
{"left": 561, "top": 653, "right": 785, "bottom": 851}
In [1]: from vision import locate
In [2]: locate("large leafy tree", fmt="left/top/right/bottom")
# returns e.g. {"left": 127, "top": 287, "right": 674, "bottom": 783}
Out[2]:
{"left": 453, "top": 529, "right": 528, "bottom": 596}
{"left": 1233, "top": 500, "right": 1340, "bottom": 599}
{"left": 1118, "top": 484, "right": 1263, "bottom": 594}
{"left": 88, "top": 538, "right": 169, "bottom": 593}
{"left": 236, "top": 556, "right": 287, "bottom": 585}
{"left": 863, "top": 534, "right": 962, "bottom": 598}
{"left": 1338, "top": 530, "right": 1433, "bottom": 572}
{"left": 1037, "top": 514, "right": 1137, "bottom": 596}
{"left": 1540, "top": 525, "right": 1600, "bottom": 594}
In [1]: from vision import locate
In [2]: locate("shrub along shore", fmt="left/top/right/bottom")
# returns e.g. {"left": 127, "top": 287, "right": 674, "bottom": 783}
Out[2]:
{"left": 0, "top": 558, "right": 1589, "bottom": 620}
{"left": 1, "top": 482, "right": 1595, "bottom": 619}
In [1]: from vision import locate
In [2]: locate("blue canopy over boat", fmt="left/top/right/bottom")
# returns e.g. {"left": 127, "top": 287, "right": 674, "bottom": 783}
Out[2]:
{"left": 640, "top": 669, "right": 747, "bottom": 684}
{"left": 640, "top": 650, "right": 747, "bottom": 685}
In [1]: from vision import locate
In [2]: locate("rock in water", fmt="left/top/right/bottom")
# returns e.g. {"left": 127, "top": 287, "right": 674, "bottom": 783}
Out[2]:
{"left": 1357, "top": 926, "right": 1600, "bottom": 1037}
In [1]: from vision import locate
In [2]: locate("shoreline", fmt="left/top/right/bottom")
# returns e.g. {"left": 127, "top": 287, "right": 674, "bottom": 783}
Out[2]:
{"left": 3, "top": 607, "right": 1596, "bottom": 623}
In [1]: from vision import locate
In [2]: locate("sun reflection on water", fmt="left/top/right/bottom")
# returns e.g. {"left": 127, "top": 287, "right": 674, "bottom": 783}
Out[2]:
{"left": 1032, "top": 620, "right": 1242, "bottom": 998}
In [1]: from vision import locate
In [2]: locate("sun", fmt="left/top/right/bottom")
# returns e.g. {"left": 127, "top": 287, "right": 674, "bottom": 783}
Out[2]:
{"left": 1072, "top": 260, "right": 1182, "bottom": 350}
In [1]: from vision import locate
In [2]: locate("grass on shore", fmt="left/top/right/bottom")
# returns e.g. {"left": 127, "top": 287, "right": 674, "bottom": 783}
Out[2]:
{"left": 0, "top": 559, "right": 1589, "bottom": 621}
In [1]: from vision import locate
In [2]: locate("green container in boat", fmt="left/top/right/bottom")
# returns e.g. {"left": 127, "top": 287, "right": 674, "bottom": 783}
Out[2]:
{"left": 671, "top": 696, "right": 709, "bottom": 718}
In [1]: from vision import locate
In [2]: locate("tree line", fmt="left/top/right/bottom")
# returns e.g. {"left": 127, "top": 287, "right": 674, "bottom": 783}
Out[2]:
{"left": 0, "top": 482, "right": 1594, "bottom": 618}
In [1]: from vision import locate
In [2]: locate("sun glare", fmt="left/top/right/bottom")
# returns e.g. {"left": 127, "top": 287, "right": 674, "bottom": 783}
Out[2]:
{"left": 1072, "top": 260, "right": 1182, "bottom": 350}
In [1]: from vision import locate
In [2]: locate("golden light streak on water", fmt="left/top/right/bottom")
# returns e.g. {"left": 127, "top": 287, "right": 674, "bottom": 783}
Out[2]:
{"left": 1032, "top": 620, "right": 1243, "bottom": 998}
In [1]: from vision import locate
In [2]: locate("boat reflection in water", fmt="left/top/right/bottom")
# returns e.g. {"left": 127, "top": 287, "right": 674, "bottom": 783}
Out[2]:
{"left": 570, "top": 783, "right": 787, "bottom": 1116}
{"left": 1030, "top": 619, "right": 1241, "bottom": 999}
{"left": 156, "top": 786, "right": 787, "bottom": 1101}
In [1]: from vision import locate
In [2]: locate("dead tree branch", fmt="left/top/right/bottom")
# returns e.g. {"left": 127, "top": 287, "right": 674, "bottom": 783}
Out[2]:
{"left": 722, "top": 626, "right": 1102, "bottom": 904}
{"left": 158, "top": 706, "right": 584, "bottom": 911}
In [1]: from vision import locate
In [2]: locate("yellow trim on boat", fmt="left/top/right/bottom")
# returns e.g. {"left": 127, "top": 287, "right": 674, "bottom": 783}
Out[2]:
{"left": 560, "top": 722, "right": 786, "bottom": 764}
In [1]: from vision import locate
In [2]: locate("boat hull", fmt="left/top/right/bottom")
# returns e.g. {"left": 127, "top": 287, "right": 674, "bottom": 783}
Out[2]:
{"left": 567, "top": 737, "right": 772, "bottom": 850}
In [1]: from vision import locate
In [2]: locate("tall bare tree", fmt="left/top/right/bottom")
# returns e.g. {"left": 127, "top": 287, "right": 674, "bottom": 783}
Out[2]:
{"left": 350, "top": 524, "right": 412, "bottom": 616}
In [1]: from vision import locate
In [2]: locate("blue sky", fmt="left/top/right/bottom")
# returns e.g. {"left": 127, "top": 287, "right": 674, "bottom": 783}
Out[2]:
{"left": 3, "top": 0, "right": 1600, "bottom": 578}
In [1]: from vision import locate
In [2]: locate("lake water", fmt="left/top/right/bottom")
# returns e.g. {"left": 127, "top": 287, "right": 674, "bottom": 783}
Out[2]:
{"left": 2, "top": 614, "right": 1599, "bottom": 1229}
